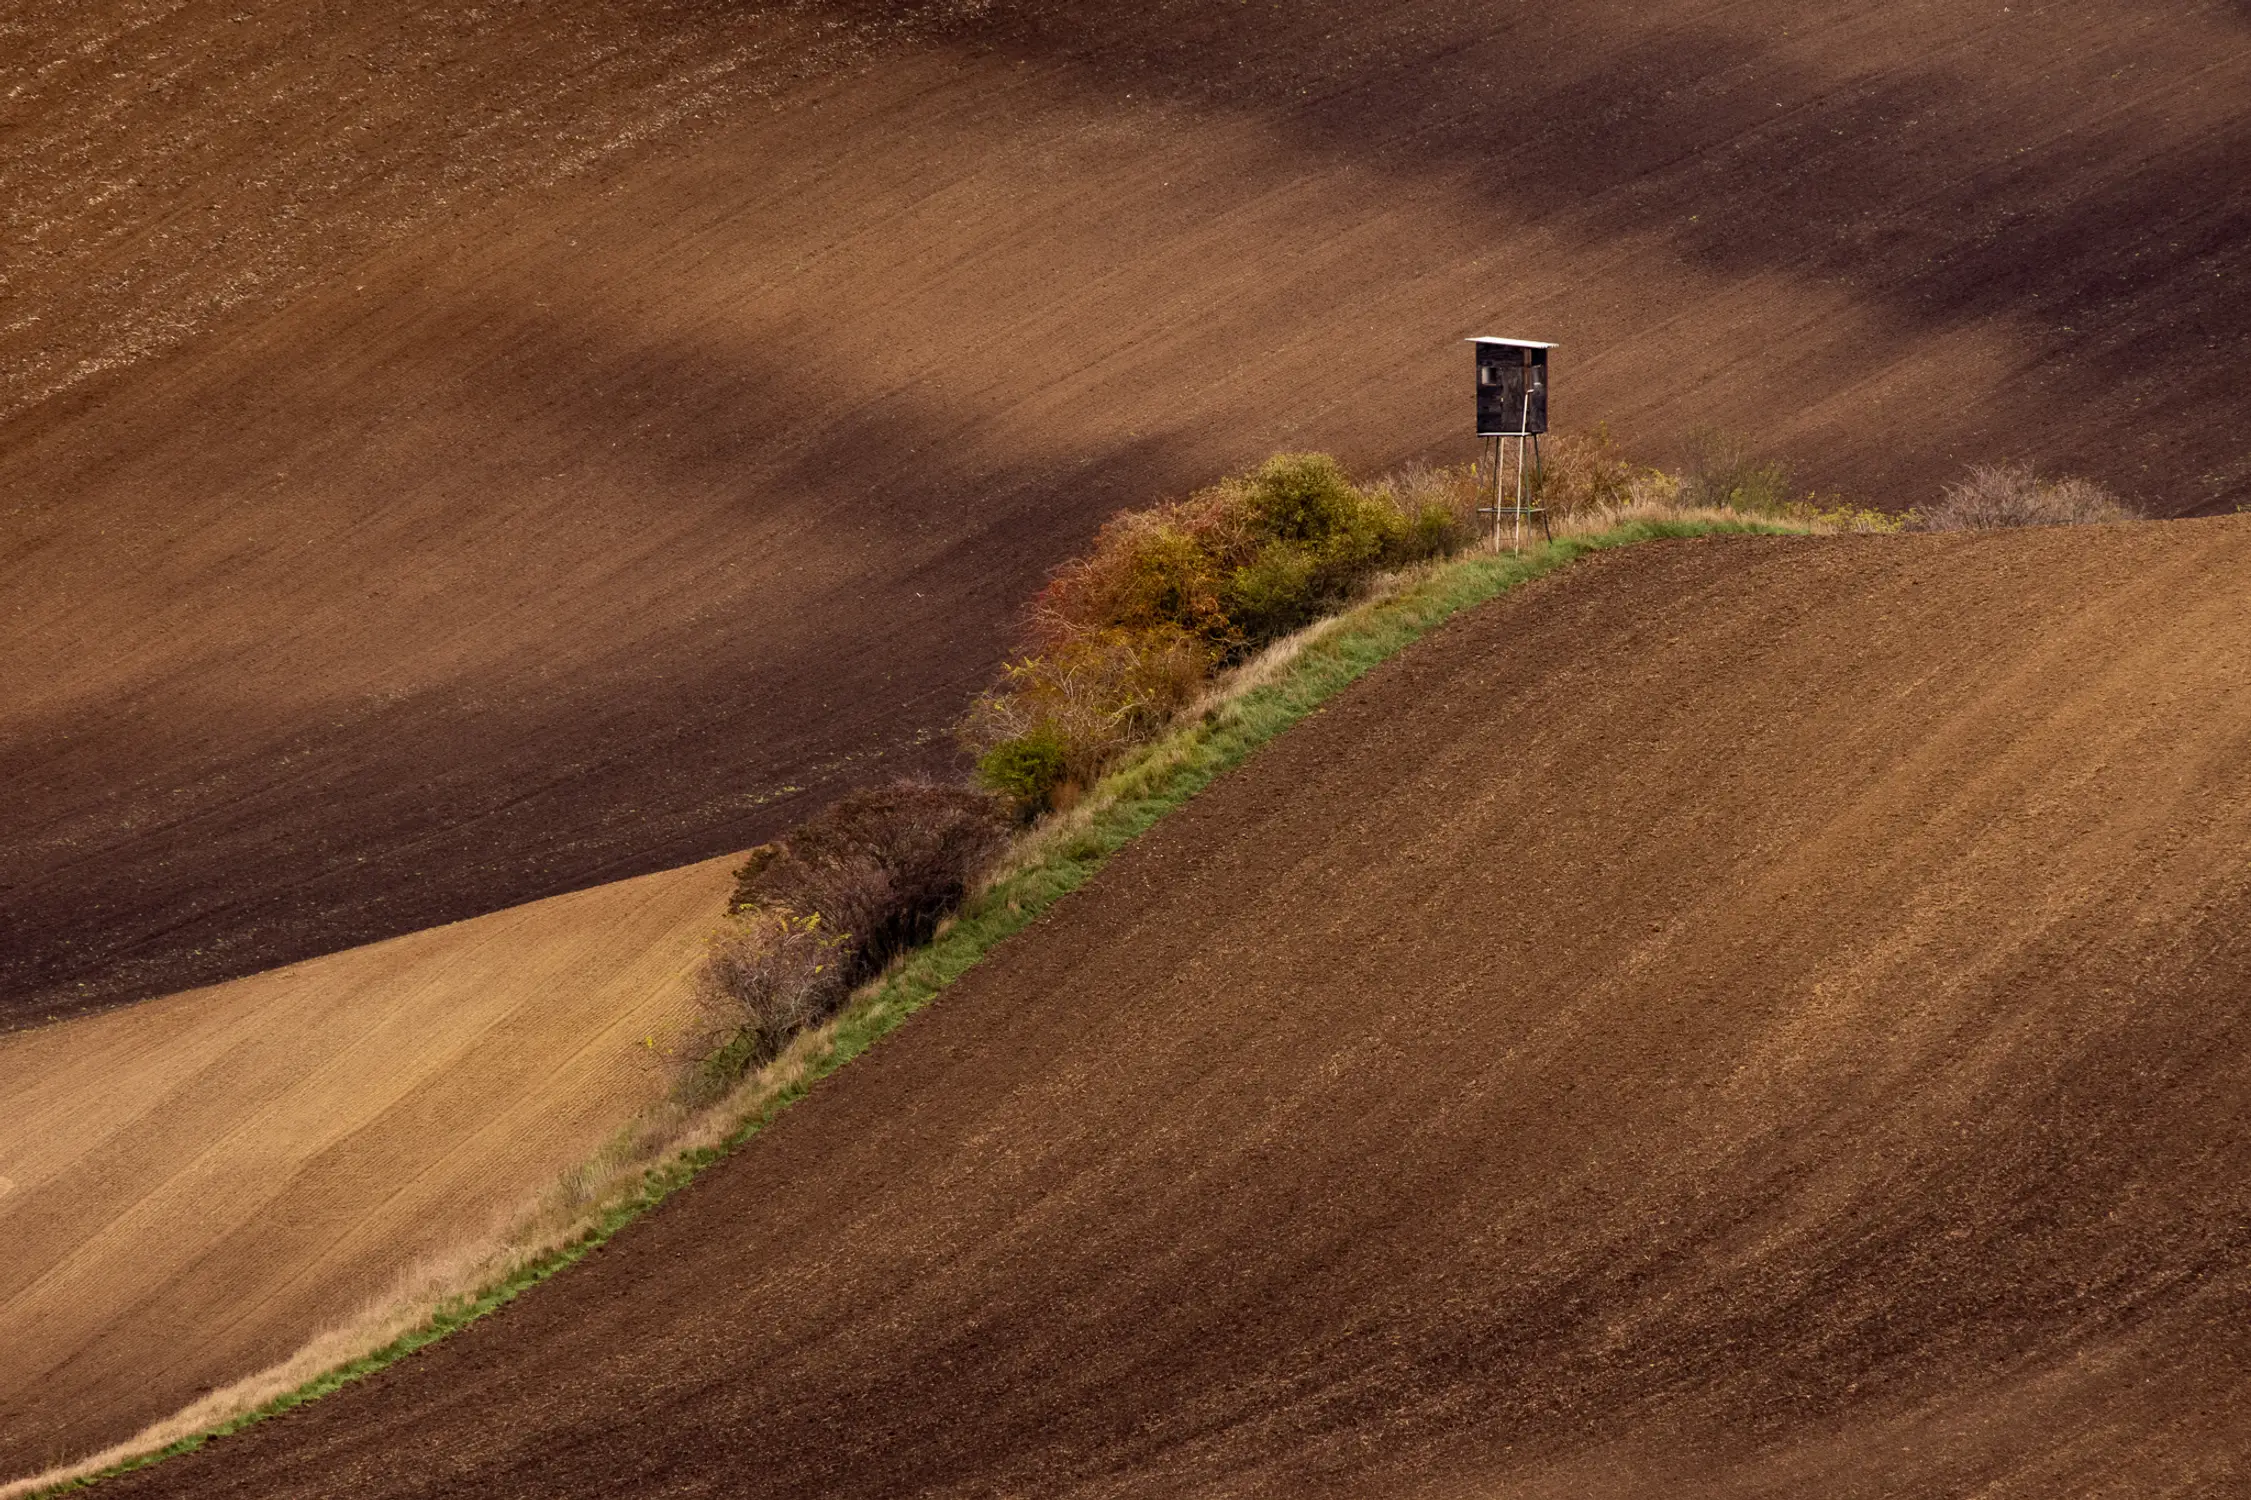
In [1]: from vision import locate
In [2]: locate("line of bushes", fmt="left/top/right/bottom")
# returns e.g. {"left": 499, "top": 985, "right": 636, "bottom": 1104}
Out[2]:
{"left": 692, "top": 782, "right": 1008, "bottom": 1088}
{"left": 963, "top": 452, "right": 1474, "bottom": 816}
{"left": 39, "top": 428, "right": 2159, "bottom": 1500}
{"left": 689, "top": 452, "right": 1480, "bottom": 1085}
{"left": 1664, "top": 428, "right": 2139, "bottom": 531}
{"left": 690, "top": 453, "right": 1480, "bottom": 1080}
{"left": 691, "top": 436, "right": 2141, "bottom": 1087}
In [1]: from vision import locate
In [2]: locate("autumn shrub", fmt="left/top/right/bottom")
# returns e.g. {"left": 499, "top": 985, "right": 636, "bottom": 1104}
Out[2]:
{"left": 1030, "top": 507, "right": 1235, "bottom": 656}
{"left": 1773, "top": 494, "right": 1908, "bottom": 533}
{"left": 697, "top": 781, "right": 1007, "bottom": 1075}
{"left": 1368, "top": 459, "right": 1478, "bottom": 530}
{"left": 729, "top": 779, "right": 1011, "bottom": 972}
{"left": 964, "top": 626, "right": 1208, "bottom": 811}
{"left": 1377, "top": 462, "right": 1484, "bottom": 555}
{"left": 1916, "top": 463, "right": 2135, "bottom": 530}
{"left": 968, "top": 452, "right": 1472, "bottom": 814}
{"left": 1530, "top": 425, "right": 1654, "bottom": 518}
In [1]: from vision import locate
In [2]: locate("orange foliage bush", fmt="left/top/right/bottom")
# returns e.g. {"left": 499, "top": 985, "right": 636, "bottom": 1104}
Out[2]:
{"left": 967, "top": 453, "right": 1471, "bottom": 813}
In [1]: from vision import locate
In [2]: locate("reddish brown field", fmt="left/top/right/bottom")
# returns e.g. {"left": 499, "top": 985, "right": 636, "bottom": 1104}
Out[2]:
{"left": 6, "top": 0, "right": 2248, "bottom": 1027}
{"left": 86, "top": 520, "right": 2251, "bottom": 1497}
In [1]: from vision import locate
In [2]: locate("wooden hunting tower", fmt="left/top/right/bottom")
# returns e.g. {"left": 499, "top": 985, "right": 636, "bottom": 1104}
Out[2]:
{"left": 1466, "top": 336, "right": 1556, "bottom": 551}
{"left": 1470, "top": 336, "right": 1552, "bottom": 436}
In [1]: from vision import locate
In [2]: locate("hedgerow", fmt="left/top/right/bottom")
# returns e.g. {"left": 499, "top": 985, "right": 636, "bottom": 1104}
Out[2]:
{"left": 964, "top": 452, "right": 1472, "bottom": 814}
{"left": 697, "top": 781, "right": 1009, "bottom": 1079}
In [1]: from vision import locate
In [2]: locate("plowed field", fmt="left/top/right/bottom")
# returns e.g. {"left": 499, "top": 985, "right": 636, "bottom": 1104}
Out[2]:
{"left": 9, "top": 0, "right": 2250, "bottom": 1024}
{"left": 103, "top": 520, "right": 2251, "bottom": 1497}
{"left": 0, "top": 854, "right": 734, "bottom": 1476}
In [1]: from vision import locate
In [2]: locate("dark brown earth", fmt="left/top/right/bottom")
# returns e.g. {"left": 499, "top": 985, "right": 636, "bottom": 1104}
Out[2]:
{"left": 106, "top": 523, "right": 2251, "bottom": 1498}
{"left": 7, "top": 0, "right": 2250, "bottom": 1026}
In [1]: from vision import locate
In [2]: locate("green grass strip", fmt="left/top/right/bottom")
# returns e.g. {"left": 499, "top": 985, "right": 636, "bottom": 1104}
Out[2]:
{"left": 33, "top": 516, "right": 1795, "bottom": 1496}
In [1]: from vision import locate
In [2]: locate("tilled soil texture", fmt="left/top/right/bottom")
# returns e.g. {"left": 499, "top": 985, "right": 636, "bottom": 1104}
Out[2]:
{"left": 8, "top": 1, "right": 2251, "bottom": 1026}
{"left": 105, "top": 521, "right": 2251, "bottom": 1498}
{"left": 0, "top": 854, "right": 735, "bottom": 1477}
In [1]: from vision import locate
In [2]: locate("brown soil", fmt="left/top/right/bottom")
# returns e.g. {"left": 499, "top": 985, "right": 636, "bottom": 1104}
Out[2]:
{"left": 100, "top": 520, "right": 2251, "bottom": 1497}
{"left": 0, "top": 853, "right": 734, "bottom": 1476}
{"left": 7, "top": 0, "right": 2249, "bottom": 1027}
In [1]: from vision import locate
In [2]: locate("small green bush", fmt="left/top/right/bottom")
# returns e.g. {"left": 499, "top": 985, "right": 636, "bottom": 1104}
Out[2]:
{"left": 1369, "top": 460, "right": 1482, "bottom": 543}
{"left": 1206, "top": 452, "right": 1427, "bottom": 656}
{"left": 1220, "top": 541, "right": 1323, "bottom": 644}
{"left": 977, "top": 726, "right": 1070, "bottom": 813}
{"left": 1232, "top": 451, "right": 1370, "bottom": 544}
{"left": 1399, "top": 501, "right": 1471, "bottom": 562}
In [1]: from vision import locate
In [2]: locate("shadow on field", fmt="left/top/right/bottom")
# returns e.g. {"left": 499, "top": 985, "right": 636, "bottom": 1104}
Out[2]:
{"left": 0, "top": 287, "right": 1194, "bottom": 1023}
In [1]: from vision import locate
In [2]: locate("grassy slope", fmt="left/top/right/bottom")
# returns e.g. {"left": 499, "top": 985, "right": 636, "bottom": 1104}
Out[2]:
{"left": 25, "top": 516, "right": 1799, "bottom": 1497}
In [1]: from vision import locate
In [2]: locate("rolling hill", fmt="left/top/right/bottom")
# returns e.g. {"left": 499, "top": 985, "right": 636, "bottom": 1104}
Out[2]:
{"left": 94, "top": 520, "right": 2251, "bottom": 1498}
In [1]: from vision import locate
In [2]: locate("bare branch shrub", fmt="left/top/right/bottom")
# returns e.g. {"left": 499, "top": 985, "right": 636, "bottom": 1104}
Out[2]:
{"left": 698, "top": 780, "right": 1009, "bottom": 1076}
{"left": 1917, "top": 463, "right": 2136, "bottom": 530}
{"left": 1679, "top": 428, "right": 1795, "bottom": 513}
{"left": 1030, "top": 506, "right": 1238, "bottom": 659}
{"left": 729, "top": 779, "right": 1010, "bottom": 974}
{"left": 695, "top": 911, "right": 852, "bottom": 1065}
